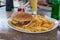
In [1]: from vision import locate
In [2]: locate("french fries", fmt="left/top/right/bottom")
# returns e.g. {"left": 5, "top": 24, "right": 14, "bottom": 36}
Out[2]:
{"left": 11, "top": 15, "right": 55, "bottom": 32}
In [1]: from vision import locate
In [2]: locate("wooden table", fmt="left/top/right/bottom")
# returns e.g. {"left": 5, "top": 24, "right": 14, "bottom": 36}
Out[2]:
{"left": 0, "top": 7, "right": 60, "bottom": 40}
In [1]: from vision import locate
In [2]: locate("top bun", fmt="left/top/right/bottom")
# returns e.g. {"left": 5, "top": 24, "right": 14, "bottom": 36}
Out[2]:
{"left": 11, "top": 12, "right": 32, "bottom": 22}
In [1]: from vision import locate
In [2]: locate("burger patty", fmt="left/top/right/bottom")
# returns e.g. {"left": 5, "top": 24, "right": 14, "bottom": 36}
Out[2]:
{"left": 11, "top": 21, "right": 30, "bottom": 27}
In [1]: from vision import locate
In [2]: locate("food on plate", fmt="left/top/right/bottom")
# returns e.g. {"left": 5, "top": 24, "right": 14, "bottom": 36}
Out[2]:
{"left": 9, "top": 12, "right": 55, "bottom": 32}
{"left": 38, "top": 0, "right": 52, "bottom": 7}
{"left": 10, "top": 12, "right": 32, "bottom": 27}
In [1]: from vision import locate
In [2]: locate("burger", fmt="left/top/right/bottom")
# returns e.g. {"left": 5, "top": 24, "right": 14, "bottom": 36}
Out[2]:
{"left": 10, "top": 12, "right": 32, "bottom": 27}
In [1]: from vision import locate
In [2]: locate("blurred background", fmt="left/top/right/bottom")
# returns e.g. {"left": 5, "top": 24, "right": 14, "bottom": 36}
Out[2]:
{"left": 0, "top": 0, "right": 52, "bottom": 16}
{"left": 0, "top": 0, "right": 52, "bottom": 8}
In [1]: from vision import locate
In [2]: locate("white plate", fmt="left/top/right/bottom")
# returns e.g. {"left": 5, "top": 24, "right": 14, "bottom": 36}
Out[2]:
{"left": 38, "top": 5, "right": 52, "bottom": 11}
{"left": 7, "top": 16, "right": 59, "bottom": 33}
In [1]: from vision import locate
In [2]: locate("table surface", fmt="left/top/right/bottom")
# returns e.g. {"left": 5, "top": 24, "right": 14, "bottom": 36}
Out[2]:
{"left": 0, "top": 7, "right": 60, "bottom": 40}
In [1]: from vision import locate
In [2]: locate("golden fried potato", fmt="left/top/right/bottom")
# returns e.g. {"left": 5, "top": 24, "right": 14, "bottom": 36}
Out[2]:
{"left": 11, "top": 15, "right": 55, "bottom": 32}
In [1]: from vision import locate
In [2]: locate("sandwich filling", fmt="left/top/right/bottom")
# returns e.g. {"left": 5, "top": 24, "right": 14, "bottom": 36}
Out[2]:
{"left": 10, "top": 19, "right": 30, "bottom": 27}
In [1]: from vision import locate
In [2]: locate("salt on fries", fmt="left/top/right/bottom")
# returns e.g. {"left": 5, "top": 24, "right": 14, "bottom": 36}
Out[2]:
{"left": 10, "top": 15, "right": 55, "bottom": 32}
